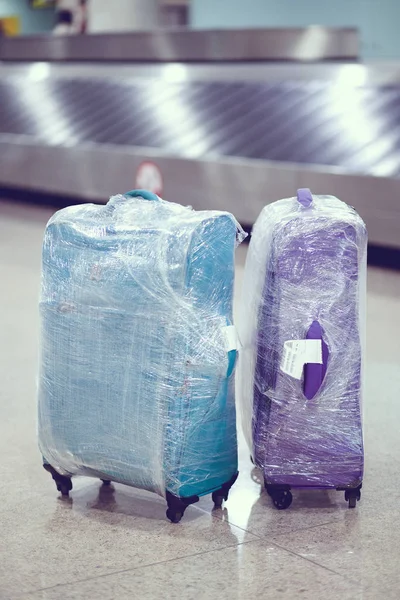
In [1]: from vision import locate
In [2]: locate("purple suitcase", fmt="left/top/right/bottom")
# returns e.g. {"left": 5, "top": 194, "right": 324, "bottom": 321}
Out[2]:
{"left": 239, "top": 189, "right": 367, "bottom": 510}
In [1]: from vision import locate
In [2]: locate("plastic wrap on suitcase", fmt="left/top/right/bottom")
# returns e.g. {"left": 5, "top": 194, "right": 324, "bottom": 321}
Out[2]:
{"left": 38, "top": 191, "right": 245, "bottom": 515}
{"left": 238, "top": 190, "right": 367, "bottom": 506}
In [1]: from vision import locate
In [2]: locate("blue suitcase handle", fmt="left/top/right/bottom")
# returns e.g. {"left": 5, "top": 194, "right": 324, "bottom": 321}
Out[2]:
{"left": 107, "top": 189, "right": 159, "bottom": 213}
{"left": 124, "top": 189, "right": 160, "bottom": 201}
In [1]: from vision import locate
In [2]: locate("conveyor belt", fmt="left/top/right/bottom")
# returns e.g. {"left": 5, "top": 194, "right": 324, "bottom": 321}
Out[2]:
{"left": 1, "top": 75, "right": 400, "bottom": 177}
{"left": 1, "top": 62, "right": 400, "bottom": 249}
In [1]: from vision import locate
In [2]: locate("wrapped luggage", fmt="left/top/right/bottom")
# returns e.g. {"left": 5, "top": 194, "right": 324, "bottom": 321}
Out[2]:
{"left": 238, "top": 189, "right": 367, "bottom": 509}
{"left": 38, "top": 190, "right": 245, "bottom": 522}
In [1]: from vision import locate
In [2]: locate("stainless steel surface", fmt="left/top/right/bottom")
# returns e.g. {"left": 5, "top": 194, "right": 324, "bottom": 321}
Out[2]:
{"left": 0, "top": 59, "right": 399, "bottom": 249}
{"left": 3, "top": 61, "right": 400, "bottom": 85}
{"left": 0, "top": 137, "right": 399, "bottom": 248}
{"left": 0, "top": 27, "right": 359, "bottom": 62}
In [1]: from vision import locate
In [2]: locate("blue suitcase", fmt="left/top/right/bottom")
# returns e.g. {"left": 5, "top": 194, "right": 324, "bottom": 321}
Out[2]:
{"left": 38, "top": 190, "right": 243, "bottom": 522}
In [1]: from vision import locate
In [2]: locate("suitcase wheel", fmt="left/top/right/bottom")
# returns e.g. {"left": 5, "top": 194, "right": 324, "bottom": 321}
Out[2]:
{"left": 166, "top": 509, "right": 183, "bottom": 524}
{"left": 212, "top": 472, "right": 239, "bottom": 509}
{"left": 43, "top": 463, "right": 73, "bottom": 497}
{"left": 212, "top": 491, "right": 228, "bottom": 509}
{"left": 271, "top": 490, "right": 293, "bottom": 510}
{"left": 101, "top": 479, "right": 111, "bottom": 486}
{"left": 265, "top": 482, "right": 293, "bottom": 510}
{"left": 344, "top": 488, "right": 361, "bottom": 509}
{"left": 165, "top": 491, "right": 200, "bottom": 524}
{"left": 56, "top": 480, "right": 73, "bottom": 497}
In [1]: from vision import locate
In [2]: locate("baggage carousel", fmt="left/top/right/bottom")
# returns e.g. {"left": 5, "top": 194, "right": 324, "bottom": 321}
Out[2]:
{"left": 1, "top": 28, "right": 400, "bottom": 250}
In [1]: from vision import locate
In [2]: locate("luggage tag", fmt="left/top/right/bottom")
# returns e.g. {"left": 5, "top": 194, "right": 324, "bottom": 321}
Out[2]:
{"left": 224, "top": 325, "right": 238, "bottom": 353}
{"left": 280, "top": 339, "right": 322, "bottom": 380}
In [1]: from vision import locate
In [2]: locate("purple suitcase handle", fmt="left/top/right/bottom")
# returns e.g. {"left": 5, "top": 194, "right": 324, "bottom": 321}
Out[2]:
{"left": 297, "top": 190, "right": 327, "bottom": 397}
{"left": 297, "top": 188, "right": 313, "bottom": 208}
{"left": 296, "top": 189, "right": 326, "bottom": 397}
{"left": 303, "top": 321, "right": 329, "bottom": 400}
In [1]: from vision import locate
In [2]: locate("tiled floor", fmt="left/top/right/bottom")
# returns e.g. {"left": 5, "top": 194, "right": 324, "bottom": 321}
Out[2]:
{"left": 1, "top": 200, "right": 400, "bottom": 600}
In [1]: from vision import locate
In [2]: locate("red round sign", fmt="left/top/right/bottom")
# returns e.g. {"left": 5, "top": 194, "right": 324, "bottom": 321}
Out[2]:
{"left": 135, "top": 161, "right": 163, "bottom": 197}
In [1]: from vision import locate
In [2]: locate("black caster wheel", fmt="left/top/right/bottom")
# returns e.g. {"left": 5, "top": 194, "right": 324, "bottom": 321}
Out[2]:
{"left": 101, "top": 479, "right": 111, "bottom": 486}
{"left": 166, "top": 509, "right": 183, "bottom": 524}
{"left": 348, "top": 496, "right": 357, "bottom": 509}
{"left": 212, "top": 491, "right": 227, "bottom": 509}
{"left": 56, "top": 478, "right": 73, "bottom": 497}
{"left": 165, "top": 490, "right": 199, "bottom": 524}
{"left": 44, "top": 463, "right": 73, "bottom": 497}
{"left": 345, "top": 488, "right": 361, "bottom": 509}
{"left": 272, "top": 490, "right": 293, "bottom": 510}
{"left": 211, "top": 472, "right": 238, "bottom": 509}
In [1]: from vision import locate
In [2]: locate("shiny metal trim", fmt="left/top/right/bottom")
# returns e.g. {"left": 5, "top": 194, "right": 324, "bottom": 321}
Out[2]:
{"left": 0, "top": 136, "right": 397, "bottom": 248}
{"left": 0, "top": 27, "right": 359, "bottom": 62}
{"left": 4, "top": 61, "right": 400, "bottom": 86}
